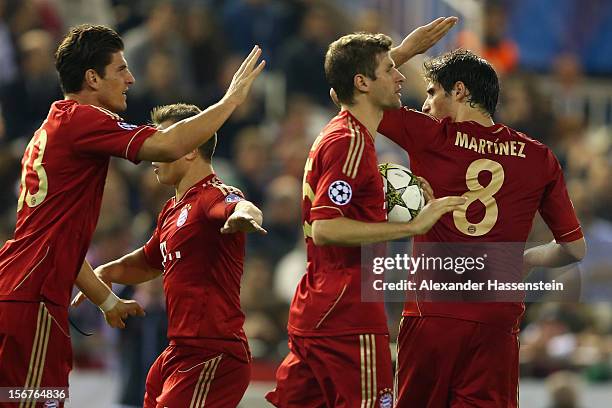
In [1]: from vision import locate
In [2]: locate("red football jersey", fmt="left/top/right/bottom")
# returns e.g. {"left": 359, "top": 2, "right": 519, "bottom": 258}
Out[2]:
{"left": 288, "top": 110, "right": 389, "bottom": 337}
{"left": 379, "top": 108, "right": 583, "bottom": 329}
{"left": 142, "top": 174, "right": 250, "bottom": 361}
{"left": 0, "top": 100, "right": 155, "bottom": 308}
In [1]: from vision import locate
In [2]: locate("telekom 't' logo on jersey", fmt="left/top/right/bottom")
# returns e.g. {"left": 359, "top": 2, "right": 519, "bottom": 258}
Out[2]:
{"left": 159, "top": 241, "right": 181, "bottom": 270}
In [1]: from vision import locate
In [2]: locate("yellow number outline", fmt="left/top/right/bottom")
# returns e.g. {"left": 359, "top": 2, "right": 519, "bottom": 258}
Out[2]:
{"left": 17, "top": 129, "right": 49, "bottom": 211}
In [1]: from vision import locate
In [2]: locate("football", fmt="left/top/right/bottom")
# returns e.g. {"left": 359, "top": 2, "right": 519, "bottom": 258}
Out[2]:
{"left": 378, "top": 163, "right": 425, "bottom": 222}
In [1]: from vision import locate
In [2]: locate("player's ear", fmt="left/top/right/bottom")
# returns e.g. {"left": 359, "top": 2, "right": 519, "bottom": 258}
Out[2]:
{"left": 452, "top": 81, "right": 470, "bottom": 101}
{"left": 354, "top": 74, "right": 369, "bottom": 93}
{"left": 84, "top": 69, "right": 100, "bottom": 90}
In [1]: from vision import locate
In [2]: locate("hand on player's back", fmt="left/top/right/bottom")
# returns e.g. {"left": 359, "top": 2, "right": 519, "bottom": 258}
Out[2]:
{"left": 410, "top": 196, "right": 467, "bottom": 235}
{"left": 222, "top": 45, "right": 266, "bottom": 106}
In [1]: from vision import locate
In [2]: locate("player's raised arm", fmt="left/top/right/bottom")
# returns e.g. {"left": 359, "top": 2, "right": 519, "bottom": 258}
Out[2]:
{"left": 73, "top": 260, "right": 145, "bottom": 329}
{"left": 136, "top": 46, "right": 266, "bottom": 162}
{"left": 221, "top": 200, "right": 267, "bottom": 235}
{"left": 390, "top": 16, "right": 458, "bottom": 67}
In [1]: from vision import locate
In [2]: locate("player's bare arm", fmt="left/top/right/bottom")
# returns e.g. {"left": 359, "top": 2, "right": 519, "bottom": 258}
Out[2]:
{"left": 136, "top": 46, "right": 266, "bottom": 162}
{"left": 312, "top": 195, "right": 466, "bottom": 247}
{"left": 522, "top": 238, "right": 586, "bottom": 278}
{"left": 74, "top": 260, "right": 145, "bottom": 329}
{"left": 96, "top": 248, "right": 162, "bottom": 285}
{"left": 72, "top": 248, "right": 162, "bottom": 306}
{"left": 220, "top": 200, "right": 267, "bottom": 235}
{"left": 390, "top": 16, "right": 459, "bottom": 67}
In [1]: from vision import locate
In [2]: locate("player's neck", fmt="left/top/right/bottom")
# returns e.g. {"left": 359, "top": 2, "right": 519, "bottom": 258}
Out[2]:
{"left": 455, "top": 106, "right": 494, "bottom": 127}
{"left": 341, "top": 101, "right": 382, "bottom": 138}
{"left": 175, "top": 162, "right": 214, "bottom": 201}
{"left": 64, "top": 93, "right": 112, "bottom": 112}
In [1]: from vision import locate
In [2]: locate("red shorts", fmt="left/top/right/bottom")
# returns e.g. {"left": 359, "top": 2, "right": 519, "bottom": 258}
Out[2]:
{"left": 266, "top": 334, "right": 394, "bottom": 408}
{"left": 0, "top": 301, "right": 72, "bottom": 408}
{"left": 395, "top": 316, "right": 519, "bottom": 408}
{"left": 144, "top": 345, "right": 250, "bottom": 408}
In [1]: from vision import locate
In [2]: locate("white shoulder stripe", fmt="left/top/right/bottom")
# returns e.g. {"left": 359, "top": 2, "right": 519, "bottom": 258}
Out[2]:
{"left": 89, "top": 105, "right": 121, "bottom": 120}
{"left": 344, "top": 119, "right": 364, "bottom": 179}
{"left": 342, "top": 118, "right": 357, "bottom": 175}
{"left": 350, "top": 126, "right": 366, "bottom": 179}
{"left": 124, "top": 126, "right": 149, "bottom": 159}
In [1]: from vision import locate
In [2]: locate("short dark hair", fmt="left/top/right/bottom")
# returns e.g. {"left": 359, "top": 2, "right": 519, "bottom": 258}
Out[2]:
{"left": 424, "top": 49, "right": 499, "bottom": 116}
{"left": 55, "top": 24, "right": 124, "bottom": 94}
{"left": 325, "top": 32, "right": 393, "bottom": 105}
{"left": 150, "top": 103, "right": 216, "bottom": 161}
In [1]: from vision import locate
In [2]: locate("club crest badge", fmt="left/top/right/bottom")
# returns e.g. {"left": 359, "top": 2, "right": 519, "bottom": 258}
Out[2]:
{"left": 328, "top": 180, "right": 352, "bottom": 206}
{"left": 225, "top": 193, "right": 242, "bottom": 204}
{"left": 378, "top": 388, "right": 393, "bottom": 408}
{"left": 44, "top": 400, "right": 59, "bottom": 408}
{"left": 176, "top": 204, "right": 191, "bottom": 227}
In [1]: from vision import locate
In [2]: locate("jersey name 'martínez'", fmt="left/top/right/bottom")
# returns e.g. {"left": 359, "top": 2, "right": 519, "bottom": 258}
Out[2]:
{"left": 454, "top": 131, "right": 526, "bottom": 158}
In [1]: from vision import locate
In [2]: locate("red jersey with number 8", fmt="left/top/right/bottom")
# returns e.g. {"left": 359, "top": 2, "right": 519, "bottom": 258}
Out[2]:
{"left": 0, "top": 100, "right": 156, "bottom": 307}
{"left": 379, "top": 108, "right": 583, "bottom": 329}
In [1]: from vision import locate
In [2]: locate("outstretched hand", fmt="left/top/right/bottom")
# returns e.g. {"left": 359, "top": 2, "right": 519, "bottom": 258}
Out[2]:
{"left": 393, "top": 17, "right": 458, "bottom": 65}
{"left": 223, "top": 45, "right": 266, "bottom": 106}
{"left": 221, "top": 211, "right": 267, "bottom": 235}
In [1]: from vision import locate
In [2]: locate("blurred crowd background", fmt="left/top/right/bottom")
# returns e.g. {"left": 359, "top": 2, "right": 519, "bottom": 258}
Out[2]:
{"left": 0, "top": 0, "right": 611, "bottom": 406}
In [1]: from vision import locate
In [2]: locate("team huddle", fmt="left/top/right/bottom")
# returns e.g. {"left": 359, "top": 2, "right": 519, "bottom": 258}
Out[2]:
{"left": 0, "top": 15, "right": 585, "bottom": 408}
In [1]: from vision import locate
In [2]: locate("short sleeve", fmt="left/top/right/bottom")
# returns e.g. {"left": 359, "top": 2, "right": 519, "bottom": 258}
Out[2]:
{"left": 203, "top": 184, "right": 245, "bottom": 223}
{"left": 378, "top": 108, "right": 443, "bottom": 154}
{"left": 142, "top": 227, "right": 163, "bottom": 270}
{"left": 70, "top": 105, "right": 156, "bottom": 163}
{"left": 539, "top": 150, "right": 583, "bottom": 242}
{"left": 310, "top": 136, "right": 371, "bottom": 221}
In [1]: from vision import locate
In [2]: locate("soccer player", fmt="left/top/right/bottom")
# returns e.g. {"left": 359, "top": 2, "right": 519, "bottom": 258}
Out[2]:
{"left": 0, "top": 24, "right": 264, "bottom": 398}
{"left": 73, "top": 103, "right": 266, "bottom": 407}
{"left": 378, "top": 47, "right": 587, "bottom": 406}
{"left": 266, "top": 29, "right": 465, "bottom": 408}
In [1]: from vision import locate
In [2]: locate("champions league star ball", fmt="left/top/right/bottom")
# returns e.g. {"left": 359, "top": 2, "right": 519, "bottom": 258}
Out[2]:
{"left": 379, "top": 163, "right": 425, "bottom": 222}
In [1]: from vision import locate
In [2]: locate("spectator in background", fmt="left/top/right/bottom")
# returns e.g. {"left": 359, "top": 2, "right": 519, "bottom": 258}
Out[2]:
{"left": 549, "top": 53, "right": 587, "bottom": 122}
{"left": 241, "top": 256, "right": 288, "bottom": 359}
{"left": 279, "top": 2, "right": 345, "bottom": 106}
{"left": 182, "top": 4, "right": 226, "bottom": 93}
{"left": 202, "top": 55, "right": 266, "bottom": 158}
{"left": 232, "top": 126, "right": 271, "bottom": 205}
{"left": 545, "top": 371, "right": 582, "bottom": 408}
{"left": 122, "top": 1, "right": 194, "bottom": 93}
{"left": 221, "top": 0, "right": 288, "bottom": 63}
{"left": 116, "top": 280, "right": 167, "bottom": 408}
{"left": 0, "top": 29, "right": 62, "bottom": 142}
{"left": 53, "top": 0, "right": 114, "bottom": 29}
{"left": 255, "top": 175, "right": 302, "bottom": 266}
{"left": 457, "top": 0, "right": 518, "bottom": 74}
{"left": 0, "top": 0, "right": 19, "bottom": 86}
{"left": 125, "top": 50, "right": 194, "bottom": 124}
{"left": 497, "top": 73, "right": 554, "bottom": 145}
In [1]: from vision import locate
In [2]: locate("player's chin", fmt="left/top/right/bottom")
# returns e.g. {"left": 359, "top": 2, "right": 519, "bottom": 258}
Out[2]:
{"left": 113, "top": 99, "right": 128, "bottom": 112}
{"left": 383, "top": 99, "right": 402, "bottom": 110}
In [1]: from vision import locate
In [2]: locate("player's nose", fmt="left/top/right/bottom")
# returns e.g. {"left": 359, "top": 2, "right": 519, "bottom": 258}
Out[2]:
{"left": 395, "top": 69, "right": 406, "bottom": 83}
